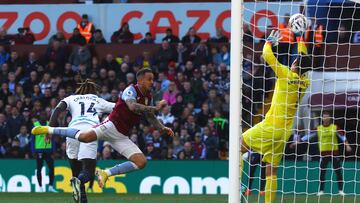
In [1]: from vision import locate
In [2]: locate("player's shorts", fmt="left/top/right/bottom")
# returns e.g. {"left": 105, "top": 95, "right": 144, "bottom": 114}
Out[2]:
{"left": 92, "top": 119, "right": 142, "bottom": 159}
{"left": 242, "top": 122, "right": 291, "bottom": 166}
{"left": 66, "top": 122, "right": 98, "bottom": 160}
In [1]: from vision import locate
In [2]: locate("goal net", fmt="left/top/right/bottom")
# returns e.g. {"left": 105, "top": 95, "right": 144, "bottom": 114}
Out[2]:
{"left": 239, "top": 0, "right": 360, "bottom": 202}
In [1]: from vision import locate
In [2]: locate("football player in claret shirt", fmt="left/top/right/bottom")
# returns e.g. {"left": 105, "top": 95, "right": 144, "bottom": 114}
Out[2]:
{"left": 241, "top": 29, "right": 311, "bottom": 203}
{"left": 32, "top": 68, "right": 174, "bottom": 188}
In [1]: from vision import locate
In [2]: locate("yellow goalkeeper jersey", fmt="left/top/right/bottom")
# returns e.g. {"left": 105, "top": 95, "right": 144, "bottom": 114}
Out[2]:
{"left": 261, "top": 41, "right": 310, "bottom": 130}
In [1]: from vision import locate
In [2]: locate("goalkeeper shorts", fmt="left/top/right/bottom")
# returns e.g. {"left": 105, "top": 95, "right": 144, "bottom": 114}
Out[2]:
{"left": 243, "top": 123, "right": 291, "bottom": 166}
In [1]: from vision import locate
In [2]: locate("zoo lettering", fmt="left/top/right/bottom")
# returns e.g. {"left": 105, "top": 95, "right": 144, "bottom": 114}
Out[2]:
{"left": 0, "top": 10, "right": 230, "bottom": 41}
{"left": 0, "top": 9, "right": 277, "bottom": 41}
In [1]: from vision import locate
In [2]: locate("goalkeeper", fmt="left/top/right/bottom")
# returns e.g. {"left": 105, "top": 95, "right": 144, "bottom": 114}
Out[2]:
{"left": 241, "top": 29, "right": 311, "bottom": 203}
{"left": 301, "top": 111, "right": 352, "bottom": 196}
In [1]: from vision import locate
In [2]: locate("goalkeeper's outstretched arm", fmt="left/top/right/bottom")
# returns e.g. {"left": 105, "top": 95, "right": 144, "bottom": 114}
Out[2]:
{"left": 262, "top": 30, "right": 291, "bottom": 79}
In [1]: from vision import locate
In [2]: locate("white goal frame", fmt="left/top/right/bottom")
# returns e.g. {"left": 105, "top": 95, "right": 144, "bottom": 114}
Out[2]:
{"left": 228, "top": 0, "right": 244, "bottom": 203}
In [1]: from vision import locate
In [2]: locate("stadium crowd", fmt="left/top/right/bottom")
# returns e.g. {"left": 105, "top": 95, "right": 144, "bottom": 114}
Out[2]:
{"left": 0, "top": 10, "right": 346, "bottom": 161}
{"left": 0, "top": 17, "right": 278, "bottom": 161}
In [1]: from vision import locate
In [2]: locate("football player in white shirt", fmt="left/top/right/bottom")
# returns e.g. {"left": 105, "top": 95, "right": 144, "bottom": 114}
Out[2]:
{"left": 48, "top": 79, "right": 115, "bottom": 203}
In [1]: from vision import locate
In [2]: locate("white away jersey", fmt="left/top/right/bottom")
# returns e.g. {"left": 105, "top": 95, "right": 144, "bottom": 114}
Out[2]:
{"left": 62, "top": 94, "right": 115, "bottom": 127}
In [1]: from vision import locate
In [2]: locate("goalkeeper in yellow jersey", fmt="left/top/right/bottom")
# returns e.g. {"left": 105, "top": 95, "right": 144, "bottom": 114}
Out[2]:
{"left": 241, "top": 29, "right": 311, "bottom": 203}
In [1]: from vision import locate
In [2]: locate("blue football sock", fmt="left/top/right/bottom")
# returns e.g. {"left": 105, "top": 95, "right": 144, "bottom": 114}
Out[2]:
{"left": 107, "top": 161, "right": 139, "bottom": 176}
{"left": 53, "top": 128, "right": 79, "bottom": 139}
{"left": 78, "top": 170, "right": 91, "bottom": 184}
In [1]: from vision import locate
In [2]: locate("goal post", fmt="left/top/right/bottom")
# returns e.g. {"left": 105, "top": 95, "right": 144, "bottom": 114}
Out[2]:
{"left": 228, "top": 0, "right": 243, "bottom": 203}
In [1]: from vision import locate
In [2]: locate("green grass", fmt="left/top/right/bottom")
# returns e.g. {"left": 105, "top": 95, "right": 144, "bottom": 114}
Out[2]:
{"left": 0, "top": 193, "right": 358, "bottom": 203}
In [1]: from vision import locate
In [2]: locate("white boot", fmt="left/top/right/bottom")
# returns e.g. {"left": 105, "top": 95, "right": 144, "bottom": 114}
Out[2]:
{"left": 48, "top": 185, "right": 58, "bottom": 193}
{"left": 71, "top": 177, "right": 81, "bottom": 202}
{"left": 317, "top": 190, "right": 324, "bottom": 196}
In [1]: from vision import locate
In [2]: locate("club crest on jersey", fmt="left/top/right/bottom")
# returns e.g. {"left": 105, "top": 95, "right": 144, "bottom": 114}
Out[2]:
{"left": 127, "top": 90, "right": 133, "bottom": 96}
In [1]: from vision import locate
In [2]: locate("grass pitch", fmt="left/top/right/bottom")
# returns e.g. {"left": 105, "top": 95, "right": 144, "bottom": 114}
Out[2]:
{"left": 0, "top": 193, "right": 357, "bottom": 203}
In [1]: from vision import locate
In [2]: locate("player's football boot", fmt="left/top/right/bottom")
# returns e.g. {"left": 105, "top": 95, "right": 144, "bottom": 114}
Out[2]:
{"left": 317, "top": 190, "right": 324, "bottom": 196}
{"left": 259, "top": 191, "right": 265, "bottom": 196}
{"left": 31, "top": 126, "right": 49, "bottom": 135}
{"left": 244, "top": 189, "right": 252, "bottom": 195}
{"left": 339, "top": 190, "right": 345, "bottom": 196}
{"left": 96, "top": 169, "right": 108, "bottom": 188}
{"left": 86, "top": 187, "right": 93, "bottom": 193}
{"left": 70, "top": 177, "right": 81, "bottom": 203}
{"left": 48, "top": 185, "right": 58, "bottom": 193}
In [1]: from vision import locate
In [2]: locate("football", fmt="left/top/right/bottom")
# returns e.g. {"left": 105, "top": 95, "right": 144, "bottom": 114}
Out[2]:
{"left": 289, "top": 13, "right": 308, "bottom": 34}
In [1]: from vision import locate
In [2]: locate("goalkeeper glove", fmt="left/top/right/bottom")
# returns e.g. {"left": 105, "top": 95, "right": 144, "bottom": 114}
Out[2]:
{"left": 266, "top": 30, "right": 282, "bottom": 47}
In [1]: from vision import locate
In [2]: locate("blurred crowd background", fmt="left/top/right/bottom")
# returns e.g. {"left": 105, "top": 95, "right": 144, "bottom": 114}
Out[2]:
{"left": 0, "top": 0, "right": 358, "bottom": 161}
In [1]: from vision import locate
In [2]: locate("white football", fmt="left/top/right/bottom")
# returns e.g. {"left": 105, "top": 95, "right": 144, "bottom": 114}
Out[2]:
{"left": 289, "top": 13, "right": 308, "bottom": 34}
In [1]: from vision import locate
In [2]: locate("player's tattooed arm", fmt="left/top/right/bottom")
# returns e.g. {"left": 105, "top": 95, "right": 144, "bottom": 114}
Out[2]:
{"left": 49, "top": 101, "right": 67, "bottom": 127}
{"left": 144, "top": 112, "right": 165, "bottom": 130}
{"left": 145, "top": 112, "right": 174, "bottom": 136}
{"left": 125, "top": 99, "right": 158, "bottom": 114}
{"left": 126, "top": 99, "right": 167, "bottom": 115}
